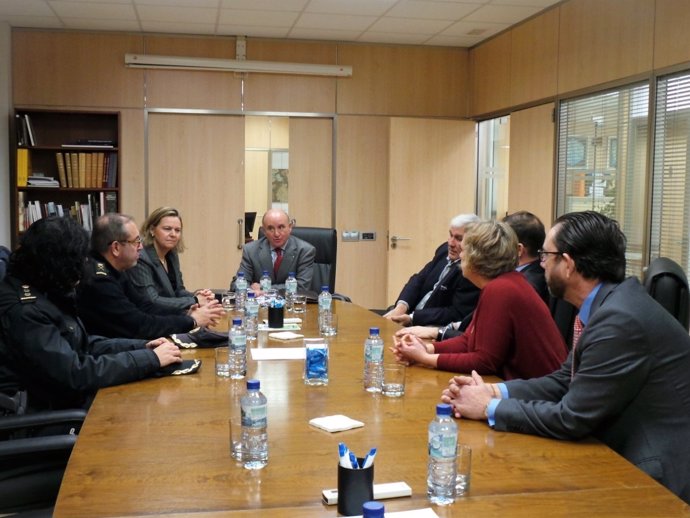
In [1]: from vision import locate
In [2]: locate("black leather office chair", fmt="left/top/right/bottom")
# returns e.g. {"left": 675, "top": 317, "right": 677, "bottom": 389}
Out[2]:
{"left": 644, "top": 257, "right": 690, "bottom": 331}
{"left": 0, "top": 405, "right": 87, "bottom": 515}
{"left": 259, "top": 226, "right": 350, "bottom": 301}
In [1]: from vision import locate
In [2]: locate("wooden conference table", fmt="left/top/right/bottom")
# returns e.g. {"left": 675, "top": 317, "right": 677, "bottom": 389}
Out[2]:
{"left": 54, "top": 302, "right": 689, "bottom": 517}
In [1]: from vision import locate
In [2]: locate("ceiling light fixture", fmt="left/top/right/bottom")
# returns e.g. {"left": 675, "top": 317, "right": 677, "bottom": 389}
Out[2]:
{"left": 124, "top": 53, "right": 352, "bottom": 77}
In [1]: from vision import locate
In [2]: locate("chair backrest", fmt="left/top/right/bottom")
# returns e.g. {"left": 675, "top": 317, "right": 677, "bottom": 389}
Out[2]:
{"left": 258, "top": 226, "right": 338, "bottom": 293}
{"left": 644, "top": 257, "right": 690, "bottom": 330}
{"left": 290, "top": 227, "right": 338, "bottom": 293}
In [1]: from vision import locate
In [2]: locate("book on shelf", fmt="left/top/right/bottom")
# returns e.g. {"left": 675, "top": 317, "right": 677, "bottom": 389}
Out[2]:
{"left": 16, "top": 148, "right": 30, "bottom": 187}
{"left": 106, "top": 153, "right": 118, "bottom": 188}
{"left": 69, "top": 154, "right": 79, "bottom": 187}
{"left": 104, "top": 192, "right": 118, "bottom": 214}
{"left": 17, "top": 192, "right": 26, "bottom": 233}
{"left": 55, "top": 152, "right": 68, "bottom": 187}
{"left": 15, "top": 114, "right": 28, "bottom": 147}
{"left": 62, "top": 138, "right": 114, "bottom": 149}
{"left": 64, "top": 152, "right": 73, "bottom": 188}
{"left": 78, "top": 153, "right": 86, "bottom": 188}
{"left": 24, "top": 114, "right": 36, "bottom": 147}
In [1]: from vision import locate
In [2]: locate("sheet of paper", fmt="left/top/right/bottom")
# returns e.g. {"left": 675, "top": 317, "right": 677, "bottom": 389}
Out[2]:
{"left": 250, "top": 347, "right": 306, "bottom": 360}
{"left": 258, "top": 323, "right": 301, "bottom": 331}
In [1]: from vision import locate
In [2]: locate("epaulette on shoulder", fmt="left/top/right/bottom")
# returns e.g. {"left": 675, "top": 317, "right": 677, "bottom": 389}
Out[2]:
{"left": 19, "top": 284, "right": 37, "bottom": 304}
{"left": 95, "top": 262, "right": 109, "bottom": 276}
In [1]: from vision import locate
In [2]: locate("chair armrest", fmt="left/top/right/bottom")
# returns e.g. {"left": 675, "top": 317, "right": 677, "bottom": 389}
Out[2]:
{"left": 0, "top": 434, "right": 78, "bottom": 457}
{"left": 0, "top": 409, "right": 87, "bottom": 433}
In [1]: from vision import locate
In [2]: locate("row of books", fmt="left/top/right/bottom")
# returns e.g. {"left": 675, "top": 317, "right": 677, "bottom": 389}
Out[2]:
{"left": 56, "top": 151, "right": 118, "bottom": 189}
{"left": 17, "top": 191, "right": 118, "bottom": 233}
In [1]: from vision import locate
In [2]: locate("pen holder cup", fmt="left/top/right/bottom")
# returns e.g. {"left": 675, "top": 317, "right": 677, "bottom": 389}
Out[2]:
{"left": 268, "top": 306, "right": 284, "bottom": 328}
{"left": 337, "top": 459, "right": 374, "bottom": 516}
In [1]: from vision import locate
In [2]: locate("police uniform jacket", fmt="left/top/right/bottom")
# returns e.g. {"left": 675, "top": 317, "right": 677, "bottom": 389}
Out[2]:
{"left": 77, "top": 253, "right": 196, "bottom": 339}
{"left": 0, "top": 274, "right": 161, "bottom": 411}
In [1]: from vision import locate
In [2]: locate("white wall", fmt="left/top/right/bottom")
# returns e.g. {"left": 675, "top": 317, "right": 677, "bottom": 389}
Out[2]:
{"left": 0, "top": 22, "right": 10, "bottom": 247}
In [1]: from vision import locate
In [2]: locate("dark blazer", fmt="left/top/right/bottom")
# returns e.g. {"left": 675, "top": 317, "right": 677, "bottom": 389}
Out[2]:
{"left": 396, "top": 243, "right": 479, "bottom": 326}
{"left": 126, "top": 245, "right": 195, "bottom": 314}
{"left": 236, "top": 235, "right": 315, "bottom": 291}
{"left": 520, "top": 259, "right": 548, "bottom": 303}
{"left": 496, "top": 278, "right": 690, "bottom": 504}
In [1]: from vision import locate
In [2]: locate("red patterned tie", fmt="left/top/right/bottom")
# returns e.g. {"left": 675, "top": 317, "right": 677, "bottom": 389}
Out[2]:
{"left": 273, "top": 248, "right": 283, "bottom": 275}
{"left": 571, "top": 315, "right": 583, "bottom": 380}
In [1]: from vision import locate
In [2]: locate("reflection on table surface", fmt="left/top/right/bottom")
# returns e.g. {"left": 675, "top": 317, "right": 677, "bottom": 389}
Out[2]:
{"left": 54, "top": 302, "right": 689, "bottom": 517}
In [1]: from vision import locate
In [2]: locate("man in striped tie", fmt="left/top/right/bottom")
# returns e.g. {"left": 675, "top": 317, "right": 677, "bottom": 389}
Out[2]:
{"left": 442, "top": 211, "right": 690, "bottom": 504}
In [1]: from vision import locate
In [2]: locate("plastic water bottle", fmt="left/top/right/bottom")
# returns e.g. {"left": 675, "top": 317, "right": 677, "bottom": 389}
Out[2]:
{"left": 260, "top": 270, "right": 272, "bottom": 292}
{"left": 318, "top": 285, "right": 332, "bottom": 316}
{"left": 241, "top": 379, "right": 268, "bottom": 470}
{"left": 244, "top": 292, "right": 259, "bottom": 342}
{"left": 285, "top": 272, "right": 298, "bottom": 309}
{"left": 229, "top": 318, "right": 247, "bottom": 379}
{"left": 362, "top": 501, "right": 385, "bottom": 518}
{"left": 363, "top": 327, "right": 384, "bottom": 393}
{"left": 235, "top": 272, "right": 248, "bottom": 311}
{"left": 427, "top": 403, "right": 458, "bottom": 505}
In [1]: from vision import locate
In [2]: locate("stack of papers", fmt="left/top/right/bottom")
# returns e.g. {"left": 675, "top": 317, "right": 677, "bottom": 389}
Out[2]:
{"left": 250, "top": 348, "right": 305, "bottom": 361}
{"left": 268, "top": 331, "right": 304, "bottom": 340}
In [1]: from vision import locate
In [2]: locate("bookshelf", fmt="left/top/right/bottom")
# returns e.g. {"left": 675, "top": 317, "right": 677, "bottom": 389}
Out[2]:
{"left": 10, "top": 109, "right": 120, "bottom": 247}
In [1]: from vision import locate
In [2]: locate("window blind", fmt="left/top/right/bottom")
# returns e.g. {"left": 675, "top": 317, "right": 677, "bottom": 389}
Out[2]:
{"left": 556, "top": 83, "right": 649, "bottom": 277}
{"left": 650, "top": 72, "right": 690, "bottom": 273}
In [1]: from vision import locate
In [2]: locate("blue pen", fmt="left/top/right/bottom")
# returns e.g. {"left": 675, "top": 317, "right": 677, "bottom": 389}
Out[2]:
{"left": 349, "top": 451, "right": 359, "bottom": 469}
{"left": 362, "top": 447, "right": 377, "bottom": 469}
{"left": 338, "top": 443, "right": 351, "bottom": 468}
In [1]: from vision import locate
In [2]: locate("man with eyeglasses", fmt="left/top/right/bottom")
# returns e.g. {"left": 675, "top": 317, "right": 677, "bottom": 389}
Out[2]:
{"left": 77, "top": 213, "right": 223, "bottom": 339}
{"left": 232, "top": 208, "right": 315, "bottom": 293}
{"left": 442, "top": 211, "right": 690, "bottom": 504}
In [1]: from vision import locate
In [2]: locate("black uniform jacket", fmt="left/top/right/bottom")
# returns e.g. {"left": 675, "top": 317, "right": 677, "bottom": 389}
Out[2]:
{"left": 77, "top": 253, "right": 196, "bottom": 339}
{"left": 0, "top": 274, "right": 160, "bottom": 411}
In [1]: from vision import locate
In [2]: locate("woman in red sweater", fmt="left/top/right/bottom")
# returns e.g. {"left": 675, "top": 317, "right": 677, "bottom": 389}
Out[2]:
{"left": 391, "top": 220, "right": 566, "bottom": 380}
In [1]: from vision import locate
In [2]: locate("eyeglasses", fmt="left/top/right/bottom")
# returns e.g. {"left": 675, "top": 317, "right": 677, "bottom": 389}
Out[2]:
{"left": 117, "top": 236, "right": 143, "bottom": 247}
{"left": 538, "top": 249, "right": 563, "bottom": 262}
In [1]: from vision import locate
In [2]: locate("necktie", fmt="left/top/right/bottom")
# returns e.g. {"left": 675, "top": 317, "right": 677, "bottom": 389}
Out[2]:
{"left": 273, "top": 248, "right": 283, "bottom": 275}
{"left": 571, "top": 315, "right": 584, "bottom": 380}
{"left": 416, "top": 260, "right": 455, "bottom": 310}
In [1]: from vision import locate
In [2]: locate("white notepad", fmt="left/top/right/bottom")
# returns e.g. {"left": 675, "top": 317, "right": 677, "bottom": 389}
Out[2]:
{"left": 309, "top": 415, "right": 364, "bottom": 433}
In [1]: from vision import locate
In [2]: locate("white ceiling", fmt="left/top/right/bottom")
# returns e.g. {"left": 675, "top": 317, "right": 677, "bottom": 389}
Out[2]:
{"left": 0, "top": 0, "right": 560, "bottom": 48}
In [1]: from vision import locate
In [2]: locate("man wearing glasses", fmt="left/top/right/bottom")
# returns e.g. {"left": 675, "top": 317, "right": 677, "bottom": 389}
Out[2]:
{"left": 442, "top": 211, "right": 690, "bottom": 504}
{"left": 78, "top": 213, "right": 223, "bottom": 339}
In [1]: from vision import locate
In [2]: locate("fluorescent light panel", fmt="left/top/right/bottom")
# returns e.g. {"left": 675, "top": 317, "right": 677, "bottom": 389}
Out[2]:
{"left": 125, "top": 53, "right": 352, "bottom": 77}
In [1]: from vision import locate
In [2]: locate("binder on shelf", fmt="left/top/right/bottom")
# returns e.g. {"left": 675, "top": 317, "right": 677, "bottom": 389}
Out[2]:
{"left": 55, "top": 153, "right": 67, "bottom": 187}
{"left": 16, "top": 148, "right": 30, "bottom": 187}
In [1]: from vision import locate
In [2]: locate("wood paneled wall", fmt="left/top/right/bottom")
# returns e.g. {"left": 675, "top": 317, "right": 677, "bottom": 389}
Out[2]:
{"left": 469, "top": 0, "right": 690, "bottom": 118}
{"left": 11, "top": 29, "right": 469, "bottom": 307}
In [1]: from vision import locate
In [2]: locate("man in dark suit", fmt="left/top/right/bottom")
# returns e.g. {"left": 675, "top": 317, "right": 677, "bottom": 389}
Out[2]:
{"left": 383, "top": 214, "right": 481, "bottom": 327}
{"left": 398, "top": 210, "right": 549, "bottom": 341}
{"left": 443, "top": 211, "right": 690, "bottom": 504}
{"left": 235, "top": 209, "right": 316, "bottom": 292}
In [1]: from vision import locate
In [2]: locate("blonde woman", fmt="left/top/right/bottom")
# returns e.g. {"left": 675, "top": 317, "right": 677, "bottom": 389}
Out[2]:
{"left": 127, "top": 207, "right": 217, "bottom": 314}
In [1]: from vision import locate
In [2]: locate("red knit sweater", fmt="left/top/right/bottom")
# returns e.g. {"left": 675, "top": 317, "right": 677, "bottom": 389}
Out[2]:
{"left": 433, "top": 271, "right": 567, "bottom": 380}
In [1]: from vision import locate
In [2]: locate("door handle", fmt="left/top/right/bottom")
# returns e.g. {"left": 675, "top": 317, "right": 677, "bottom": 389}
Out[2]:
{"left": 237, "top": 218, "right": 244, "bottom": 250}
{"left": 390, "top": 235, "right": 411, "bottom": 249}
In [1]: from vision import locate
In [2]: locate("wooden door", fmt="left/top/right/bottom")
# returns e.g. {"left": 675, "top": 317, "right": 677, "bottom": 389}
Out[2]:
{"left": 147, "top": 113, "right": 244, "bottom": 291}
{"left": 387, "top": 118, "right": 476, "bottom": 304}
